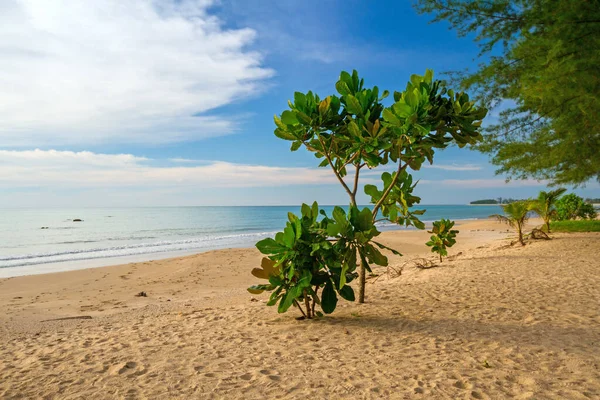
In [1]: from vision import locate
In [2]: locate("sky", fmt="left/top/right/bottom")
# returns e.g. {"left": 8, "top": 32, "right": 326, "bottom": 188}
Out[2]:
{"left": 1, "top": 0, "right": 598, "bottom": 207}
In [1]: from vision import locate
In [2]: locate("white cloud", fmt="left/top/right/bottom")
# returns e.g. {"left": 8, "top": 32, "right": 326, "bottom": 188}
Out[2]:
{"left": 420, "top": 179, "right": 551, "bottom": 188}
{"left": 0, "top": 149, "right": 335, "bottom": 188}
{"left": 168, "top": 158, "right": 210, "bottom": 164}
{"left": 0, "top": 0, "right": 273, "bottom": 146}
{"left": 422, "top": 164, "right": 482, "bottom": 171}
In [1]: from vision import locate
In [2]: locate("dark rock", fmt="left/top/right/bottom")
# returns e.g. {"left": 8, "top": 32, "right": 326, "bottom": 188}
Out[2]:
{"left": 40, "top": 227, "right": 49, "bottom": 229}
{"left": 73, "top": 219, "right": 83, "bottom": 222}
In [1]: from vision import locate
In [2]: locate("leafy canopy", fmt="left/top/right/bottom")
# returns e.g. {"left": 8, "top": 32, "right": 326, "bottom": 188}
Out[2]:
{"left": 414, "top": 0, "right": 600, "bottom": 186}
{"left": 256, "top": 69, "right": 487, "bottom": 310}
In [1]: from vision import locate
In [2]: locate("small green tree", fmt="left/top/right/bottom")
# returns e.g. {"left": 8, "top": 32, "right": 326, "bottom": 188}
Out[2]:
{"left": 554, "top": 194, "right": 598, "bottom": 221}
{"left": 532, "top": 188, "right": 567, "bottom": 233}
{"left": 490, "top": 200, "right": 535, "bottom": 246}
{"left": 268, "top": 69, "right": 487, "bottom": 304}
{"left": 426, "top": 219, "right": 458, "bottom": 262}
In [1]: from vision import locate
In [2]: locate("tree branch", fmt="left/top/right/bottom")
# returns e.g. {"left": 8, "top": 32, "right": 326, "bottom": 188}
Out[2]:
{"left": 351, "top": 163, "right": 361, "bottom": 205}
{"left": 293, "top": 300, "right": 307, "bottom": 318}
{"left": 316, "top": 136, "right": 354, "bottom": 199}
{"left": 371, "top": 158, "right": 412, "bottom": 220}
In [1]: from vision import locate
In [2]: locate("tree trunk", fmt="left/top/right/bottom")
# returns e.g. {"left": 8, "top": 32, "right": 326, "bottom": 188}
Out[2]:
{"left": 358, "top": 259, "right": 366, "bottom": 303}
{"left": 439, "top": 254, "right": 442, "bottom": 263}
{"left": 303, "top": 289, "right": 312, "bottom": 319}
{"left": 518, "top": 227, "right": 524, "bottom": 245}
{"left": 546, "top": 220, "right": 551, "bottom": 233}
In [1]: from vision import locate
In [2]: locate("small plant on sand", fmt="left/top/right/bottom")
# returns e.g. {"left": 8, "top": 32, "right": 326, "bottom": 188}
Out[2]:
{"left": 248, "top": 202, "right": 398, "bottom": 318}
{"left": 490, "top": 200, "right": 535, "bottom": 246}
{"left": 532, "top": 188, "right": 566, "bottom": 233}
{"left": 426, "top": 219, "right": 458, "bottom": 262}
{"left": 258, "top": 69, "right": 487, "bottom": 307}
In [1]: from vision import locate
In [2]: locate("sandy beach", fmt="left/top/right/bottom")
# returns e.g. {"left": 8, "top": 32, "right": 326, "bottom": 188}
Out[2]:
{"left": 1, "top": 219, "right": 599, "bottom": 399}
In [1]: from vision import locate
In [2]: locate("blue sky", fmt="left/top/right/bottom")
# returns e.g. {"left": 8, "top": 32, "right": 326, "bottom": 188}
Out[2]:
{"left": 0, "top": 0, "right": 598, "bottom": 207}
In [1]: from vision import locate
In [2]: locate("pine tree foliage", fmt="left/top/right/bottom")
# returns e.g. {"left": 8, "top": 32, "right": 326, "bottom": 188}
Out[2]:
{"left": 414, "top": 0, "right": 600, "bottom": 185}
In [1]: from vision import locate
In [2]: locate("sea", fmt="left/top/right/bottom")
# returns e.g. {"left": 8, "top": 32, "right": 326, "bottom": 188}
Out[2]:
{"left": 0, "top": 205, "right": 501, "bottom": 277}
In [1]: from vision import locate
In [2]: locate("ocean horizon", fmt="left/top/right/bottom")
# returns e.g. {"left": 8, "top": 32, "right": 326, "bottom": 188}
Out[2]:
{"left": 0, "top": 205, "right": 501, "bottom": 277}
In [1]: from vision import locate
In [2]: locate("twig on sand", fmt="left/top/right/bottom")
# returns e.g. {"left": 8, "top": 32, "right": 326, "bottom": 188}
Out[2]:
{"left": 42, "top": 316, "right": 92, "bottom": 322}
{"left": 411, "top": 257, "right": 437, "bottom": 269}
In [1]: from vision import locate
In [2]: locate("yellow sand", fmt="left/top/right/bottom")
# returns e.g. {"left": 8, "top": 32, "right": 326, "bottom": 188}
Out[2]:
{"left": 1, "top": 219, "right": 599, "bottom": 399}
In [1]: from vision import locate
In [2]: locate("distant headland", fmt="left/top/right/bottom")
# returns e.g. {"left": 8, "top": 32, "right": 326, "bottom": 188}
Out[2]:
{"left": 470, "top": 197, "right": 600, "bottom": 205}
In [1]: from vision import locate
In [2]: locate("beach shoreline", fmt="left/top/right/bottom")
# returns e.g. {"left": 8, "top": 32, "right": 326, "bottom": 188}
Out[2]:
{"left": 2, "top": 218, "right": 599, "bottom": 399}
{"left": 0, "top": 215, "right": 501, "bottom": 279}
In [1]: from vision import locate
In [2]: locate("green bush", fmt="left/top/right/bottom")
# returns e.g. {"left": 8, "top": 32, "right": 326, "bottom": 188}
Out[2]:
{"left": 249, "top": 202, "right": 399, "bottom": 319}
{"left": 555, "top": 194, "right": 597, "bottom": 221}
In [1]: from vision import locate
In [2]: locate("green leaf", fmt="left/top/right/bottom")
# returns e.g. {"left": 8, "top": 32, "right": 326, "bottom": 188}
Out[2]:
{"left": 290, "top": 141, "right": 302, "bottom": 151}
{"left": 382, "top": 108, "right": 400, "bottom": 125}
{"left": 364, "top": 184, "right": 381, "bottom": 200}
{"left": 301, "top": 203, "right": 311, "bottom": 218}
{"left": 247, "top": 284, "right": 275, "bottom": 294}
{"left": 345, "top": 95, "right": 363, "bottom": 115}
{"left": 321, "top": 280, "right": 338, "bottom": 314}
{"left": 392, "top": 102, "right": 413, "bottom": 118}
{"left": 278, "top": 290, "right": 295, "bottom": 313}
{"left": 274, "top": 128, "right": 296, "bottom": 141}
{"left": 347, "top": 121, "right": 360, "bottom": 137}
{"left": 296, "top": 111, "right": 312, "bottom": 125}
{"left": 293, "top": 92, "right": 306, "bottom": 109}
{"left": 364, "top": 244, "right": 388, "bottom": 266}
{"left": 318, "top": 97, "right": 331, "bottom": 115}
{"left": 338, "top": 285, "right": 355, "bottom": 301}
{"left": 282, "top": 224, "right": 296, "bottom": 247}
{"left": 267, "top": 291, "right": 282, "bottom": 306}
{"left": 255, "top": 238, "right": 287, "bottom": 254}
{"left": 339, "top": 71, "right": 352, "bottom": 86}
{"left": 372, "top": 241, "right": 402, "bottom": 256}
{"left": 327, "top": 223, "right": 341, "bottom": 237}
{"left": 413, "top": 218, "right": 425, "bottom": 230}
{"left": 311, "top": 201, "right": 319, "bottom": 220}
{"left": 280, "top": 110, "right": 298, "bottom": 125}
{"left": 336, "top": 81, "right": 351, "bottom": 96}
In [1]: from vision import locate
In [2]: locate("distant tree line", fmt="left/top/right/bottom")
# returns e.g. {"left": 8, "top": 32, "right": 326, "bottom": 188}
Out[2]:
{"left": 470, "top": 198, "right": 523, "bottom": 205}
{"left": 472, "top": 197, "right": 600, "bottom": 205}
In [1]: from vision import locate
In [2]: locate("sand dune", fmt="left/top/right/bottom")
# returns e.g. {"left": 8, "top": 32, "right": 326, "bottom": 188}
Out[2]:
{"left": 1, "top": 220, "right": 599, "bottom": 399}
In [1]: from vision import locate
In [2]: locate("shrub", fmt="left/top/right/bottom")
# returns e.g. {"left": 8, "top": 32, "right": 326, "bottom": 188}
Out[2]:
{"left": 249, "top": 202, "right": 398, "bottom": 318}
{"left": 555, "top": 194, "right": 597, "bottom": 221}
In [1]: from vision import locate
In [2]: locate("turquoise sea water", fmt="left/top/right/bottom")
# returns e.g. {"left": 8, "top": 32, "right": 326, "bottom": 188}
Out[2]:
{"left": 0, "top": 205, "right": 500, "bottom": 276}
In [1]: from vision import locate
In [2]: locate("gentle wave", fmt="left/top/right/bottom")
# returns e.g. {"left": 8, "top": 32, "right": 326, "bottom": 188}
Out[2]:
{"left": 0, "top": 231, "right": 277, "bottom": 268}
